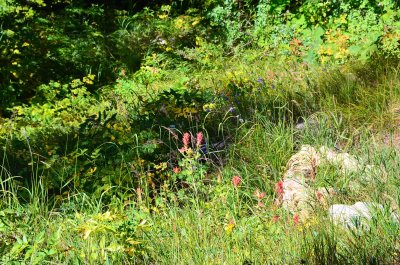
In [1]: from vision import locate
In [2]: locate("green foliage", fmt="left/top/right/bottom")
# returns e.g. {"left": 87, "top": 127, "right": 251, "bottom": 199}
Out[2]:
{"left": 207, "top": 0, "right": 248, "bottom": 47}
{"left": 0, "top": 205, "right": 154, "bottom": 263}
{"left": 2, "top": 1, "right": 400, "bottom": 262}
{"left": 112, "top": 6, "right": 208, "bottom": 71}
{"left": 1, "top": 0, "right": 119, "bottom": 114}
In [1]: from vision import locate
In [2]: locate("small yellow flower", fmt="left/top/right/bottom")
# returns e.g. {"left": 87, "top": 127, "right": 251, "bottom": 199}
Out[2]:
{"left": 225, "top": 221, "right": 235, "bottom": 234}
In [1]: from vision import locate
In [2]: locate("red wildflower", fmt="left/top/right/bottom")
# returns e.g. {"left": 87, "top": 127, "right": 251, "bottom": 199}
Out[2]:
{"left": 173, "top": 167, "right": 180, "bottom": 174}
{"left": 196, "top": 132, "right": 204, "bottom": 146}
{"left": 275, "top": 181, "right": 284, "bottom": 195}
{"left": 232, "top": 175, "right": 241, "bottom": 187}
{"left": 272, "top": 215, "right": 280, "bottom": 222}
{"left": 182, "top": 132, "right": 190, "bottom": 147}
{"left": 293, "top": 214, "right": 300, "bottom": 225}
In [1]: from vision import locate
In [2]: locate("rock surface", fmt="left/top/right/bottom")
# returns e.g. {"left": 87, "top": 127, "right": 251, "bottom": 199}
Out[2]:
{"left": 276, "top": 145, "right": 385, "bottom": 220}
{"left": 319, "top": 146, "right": 360, "bottom": 174}
{"left": 329, "top": 202, "right": 384, "bottom": 228}
{"left": 284, "top": 145, "right": 320, "bottom": 180}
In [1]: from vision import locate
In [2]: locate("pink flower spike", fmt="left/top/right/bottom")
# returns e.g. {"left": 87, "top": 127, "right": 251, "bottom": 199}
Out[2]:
{"left": 232, "top": 176, "right": 241, "bottom": 187}
{"left": 275, "top": 181, "right": 284, "bottom": 195}
{"left": 173, "top": 167, "right": 180, "bottom": 174}
{"left": 196, "top": 132, "right": 204, "bottom": 146}
{"left": 293, "top": 214, "right": 300, "bottom": 225}
{"left": 182, "top": 132, "right": 190, "bottom": 147}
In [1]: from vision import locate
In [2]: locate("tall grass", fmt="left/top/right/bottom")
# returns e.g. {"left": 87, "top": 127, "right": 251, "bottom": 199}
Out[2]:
{"left": 1, "top": 57, "right": 400, "bottom": 264}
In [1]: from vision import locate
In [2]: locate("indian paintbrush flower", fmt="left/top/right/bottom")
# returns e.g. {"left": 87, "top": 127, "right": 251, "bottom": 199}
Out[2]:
{"left": 179, "top": 132, "right": 191, "bottom": 153}
{"left": 276, "top": 181, "right": 284, "bottom": 196}
{"left": 293, "top": 214, "right": 300, "bottom": 225}
{"left": 182, "top": 132, "right": 190, "bottom": 147}
{"left": 196, "top": 132, "right": 203, "bottom": 147}
{"left": 232, "top": 175, "right": 241, "bottom": 187}
{"left": 173, "top": 167, "right": 180, "bottom": 174}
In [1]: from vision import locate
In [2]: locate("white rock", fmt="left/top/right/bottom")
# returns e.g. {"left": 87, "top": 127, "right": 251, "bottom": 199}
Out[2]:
{"left": 319, "top": 146, "right": 360, "bottom": 174}
{"left": 281, "top": 178, "right": 309, "bottom": 212}
{"left": 284, "top": 145, "right": 320, "bottom": 181}
{"left": 329, "top": 202, "right": 384, "bottom": 228}
{"left": 295, "top": 122, "right": 306, "bottom": 130}
{"left": 277, "top": 144, "right": 386, "bottom": 218}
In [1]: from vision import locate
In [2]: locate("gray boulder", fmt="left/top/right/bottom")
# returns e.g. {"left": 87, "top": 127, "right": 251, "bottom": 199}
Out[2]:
{"left": 329, "top": 202, "right": 396, "bottom": 229}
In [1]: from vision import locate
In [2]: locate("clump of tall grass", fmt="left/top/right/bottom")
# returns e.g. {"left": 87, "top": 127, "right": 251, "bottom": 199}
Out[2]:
{"left": 2, "top": 56, "right": 400, "bottom": 263}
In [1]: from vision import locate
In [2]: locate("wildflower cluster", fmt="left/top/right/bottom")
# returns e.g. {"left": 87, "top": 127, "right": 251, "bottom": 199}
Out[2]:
{"left": 178, "top": 132, "right": 203, "bottom": 154}
{"left": 173, "top": 131, "right": 207, "bottom": 183}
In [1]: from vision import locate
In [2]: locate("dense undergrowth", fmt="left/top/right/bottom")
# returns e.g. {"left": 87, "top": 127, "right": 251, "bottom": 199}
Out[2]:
{"left": 1, "top": 0, "right": 400, "bottom": 263}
